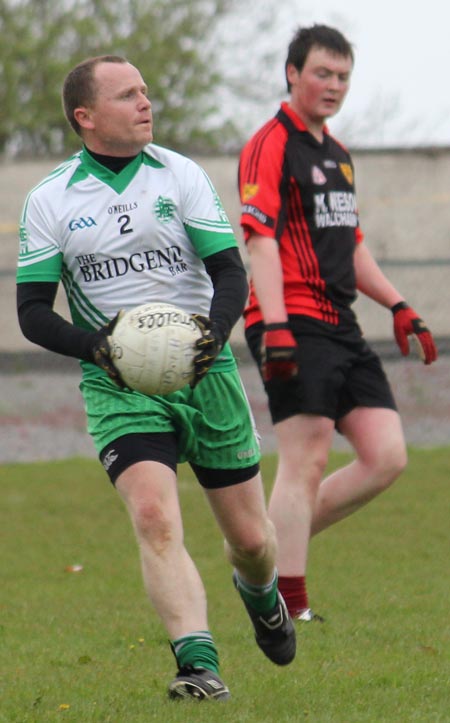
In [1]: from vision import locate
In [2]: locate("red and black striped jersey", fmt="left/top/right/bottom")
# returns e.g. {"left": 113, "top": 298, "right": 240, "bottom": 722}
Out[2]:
{"left": 239, "top": 101, "right": 364, "bottom": 327}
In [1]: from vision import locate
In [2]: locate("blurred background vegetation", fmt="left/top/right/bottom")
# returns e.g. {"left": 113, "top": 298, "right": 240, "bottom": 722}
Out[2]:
{"left": 0, "top": 0, "right": 257, "bottom": 156}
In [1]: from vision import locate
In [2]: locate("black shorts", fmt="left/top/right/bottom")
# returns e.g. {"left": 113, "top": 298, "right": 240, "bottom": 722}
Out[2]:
{"left": 245, "top": 316, "right": 397, "bottom": 426}
{"left": 100, "top": 432, "right": 259, "bottom": 489}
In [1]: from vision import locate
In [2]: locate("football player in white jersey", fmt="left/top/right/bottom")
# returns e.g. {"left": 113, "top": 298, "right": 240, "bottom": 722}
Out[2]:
{"left": 16, "top": 56, "right": 295, "bottom": 701}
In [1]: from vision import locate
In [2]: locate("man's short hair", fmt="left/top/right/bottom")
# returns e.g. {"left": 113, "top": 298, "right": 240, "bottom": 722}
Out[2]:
{"left": 62, "top": 55, "right": 128, "bottom": 136}
{"left": 285, "top": 24, "right": 354, "bottom": 91}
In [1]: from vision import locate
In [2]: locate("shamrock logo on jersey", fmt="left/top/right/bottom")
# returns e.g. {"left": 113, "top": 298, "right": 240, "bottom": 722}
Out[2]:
{"left": 154, "top": 195, "right": 176, "bottom": 223}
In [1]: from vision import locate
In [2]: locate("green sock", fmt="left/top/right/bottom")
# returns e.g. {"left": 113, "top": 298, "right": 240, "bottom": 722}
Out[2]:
{"left": 171, "top": 631, "right": 219, "bottom": 674}
{"left": 235, "top": 571, "right": 278, "bottom": 613}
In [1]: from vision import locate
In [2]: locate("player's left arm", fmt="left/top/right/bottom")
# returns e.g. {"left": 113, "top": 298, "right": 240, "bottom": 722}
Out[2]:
{"left": 181, "top": 159, "right": 250, "bottom": 383}
{"left": 354, "top": 242, "right": 404, "bottom": 307}
{"left": 354, "top": 243, "right": 437, "bottom": 364}
{"left": 190, "top": 247, "right": 248, "bottom": 386}
{"left": 203, "top": 246, "right": 248, "bottom": 345}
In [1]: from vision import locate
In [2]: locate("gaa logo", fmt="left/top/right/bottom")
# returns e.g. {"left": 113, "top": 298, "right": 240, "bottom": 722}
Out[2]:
{"left": 68, "top": 216, "right": 97, "bottom": 231}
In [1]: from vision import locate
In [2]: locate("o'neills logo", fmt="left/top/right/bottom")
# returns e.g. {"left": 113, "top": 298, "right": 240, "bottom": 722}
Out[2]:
{"left": 135, "top": 310, "right": 197, "bottom": 332}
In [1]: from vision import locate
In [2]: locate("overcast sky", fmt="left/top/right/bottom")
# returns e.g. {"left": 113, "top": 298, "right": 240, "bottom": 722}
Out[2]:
{"left": 219, "top": 0, "right": 450, "bottom": 148}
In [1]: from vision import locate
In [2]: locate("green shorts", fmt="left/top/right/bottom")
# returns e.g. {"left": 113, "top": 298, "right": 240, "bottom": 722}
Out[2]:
{"left": 80, "top": 368, "right": 261, "bottom": 470}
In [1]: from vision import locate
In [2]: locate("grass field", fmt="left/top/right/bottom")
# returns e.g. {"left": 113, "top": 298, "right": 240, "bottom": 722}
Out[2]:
{"left": 1, "top": 450, "right": 449, "bottom": 722}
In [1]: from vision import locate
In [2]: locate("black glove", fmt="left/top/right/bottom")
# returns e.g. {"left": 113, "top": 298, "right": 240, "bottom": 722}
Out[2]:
{"left": 91, "top": 311, "right": 126, "bottom": 387}
{"left": 261, "top": 322, "right": 299, "bottom": 382}
{"left": 190, "top": 314, "right": 224, "bottom": 387}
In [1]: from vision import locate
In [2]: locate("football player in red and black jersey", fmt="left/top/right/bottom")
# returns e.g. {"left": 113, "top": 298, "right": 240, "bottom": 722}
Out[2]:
{"left": 239, "top": 24, "right": 437, "bottom": 622}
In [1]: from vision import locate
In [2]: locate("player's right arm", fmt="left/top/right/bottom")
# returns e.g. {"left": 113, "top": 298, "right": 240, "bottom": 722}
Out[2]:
{"left": 17, "top": 282, "right": 124, "bottom": 383}
{"left": 17, "top": 281, "right": 97, "bottom": 361}
{"left": 246, "top": 234, "right": 287, "bottom": 325}
{"left": 239, "top": 122, "right": 299, "bottom": 381}
{"left": 17, "top": 180, "right": 123, "bottom": 381}
{"left": 238, "top": 117, "right": 293, "bottom": 303}
{"left": 245, "top": 234, "right": 298, "bottom": 382}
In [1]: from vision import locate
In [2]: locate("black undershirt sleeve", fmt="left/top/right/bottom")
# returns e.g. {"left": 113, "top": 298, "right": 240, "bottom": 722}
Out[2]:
{"left": 16, "top": 246, "right": 247, "bottom": 360}
{"left": 17, "top": 282, "right": 97, "bottom": 362}
{"left": 203, "top": 246, "right": 249, "bottom": 346}
{"left": 16, "top": 149, "right": 136, "bottom": 363}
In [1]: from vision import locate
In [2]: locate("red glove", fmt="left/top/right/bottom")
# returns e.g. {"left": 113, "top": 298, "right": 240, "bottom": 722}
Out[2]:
{"left": 391, "top": 302, "right": 437, "bottom": 365}
{"left": 261, "top": 322, "right": 299, "bottom": 382}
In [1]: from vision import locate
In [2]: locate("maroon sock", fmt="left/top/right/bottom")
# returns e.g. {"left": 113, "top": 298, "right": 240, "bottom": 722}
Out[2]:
{"left": 278, "top": 575, "right": 309, "bottom": 616}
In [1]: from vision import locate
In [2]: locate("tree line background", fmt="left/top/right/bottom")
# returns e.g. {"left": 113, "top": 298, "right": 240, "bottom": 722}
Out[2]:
{"left": 0, "top": 0, "right": 260, "bottom": 157}
{"left": 0, "top": 0, "right": 437, "bottom": 158}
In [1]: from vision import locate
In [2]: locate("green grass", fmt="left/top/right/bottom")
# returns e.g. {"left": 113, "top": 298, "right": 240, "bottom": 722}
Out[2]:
{"left": 1, "top": 450, "right": 449, "bottom": 722}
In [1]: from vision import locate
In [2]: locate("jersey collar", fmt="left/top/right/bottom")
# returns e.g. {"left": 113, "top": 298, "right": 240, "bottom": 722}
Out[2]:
{"left": 280, "top": 101, "right": 330, "bottom": 136}
{"left": 67, "top": 147, "right": 146, "bottom": 194}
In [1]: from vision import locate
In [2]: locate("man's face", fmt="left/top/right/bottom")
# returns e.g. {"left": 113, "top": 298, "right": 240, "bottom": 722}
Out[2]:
{"left": 78, "top": 62, "right": 153, "bottom": 155}
{"left": 288, "top": 46, "right": 352, "bottom": 124}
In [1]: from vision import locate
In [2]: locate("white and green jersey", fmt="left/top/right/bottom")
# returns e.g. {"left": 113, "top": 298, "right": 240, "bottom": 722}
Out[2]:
{"left": 17, "top": 144, "right": 239, "bottom": 371}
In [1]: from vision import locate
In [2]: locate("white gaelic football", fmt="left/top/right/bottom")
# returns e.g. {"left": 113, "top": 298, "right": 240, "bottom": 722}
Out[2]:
{"left": 109, "top": 302, "right": 202, "bottom": 395}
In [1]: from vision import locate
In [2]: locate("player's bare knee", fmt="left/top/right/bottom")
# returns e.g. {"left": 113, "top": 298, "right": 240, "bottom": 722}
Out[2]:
{"left": 374, "top": 443, "right": 408, "bottom": 490}
{"left": 130, "top": 499, "right": 175, "bottom": 552}
{"left": 229, "top": 536, "right": 268, "bottom": 564}
{"left": 226, "top": 519, "right": 277, "bottom": 568}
